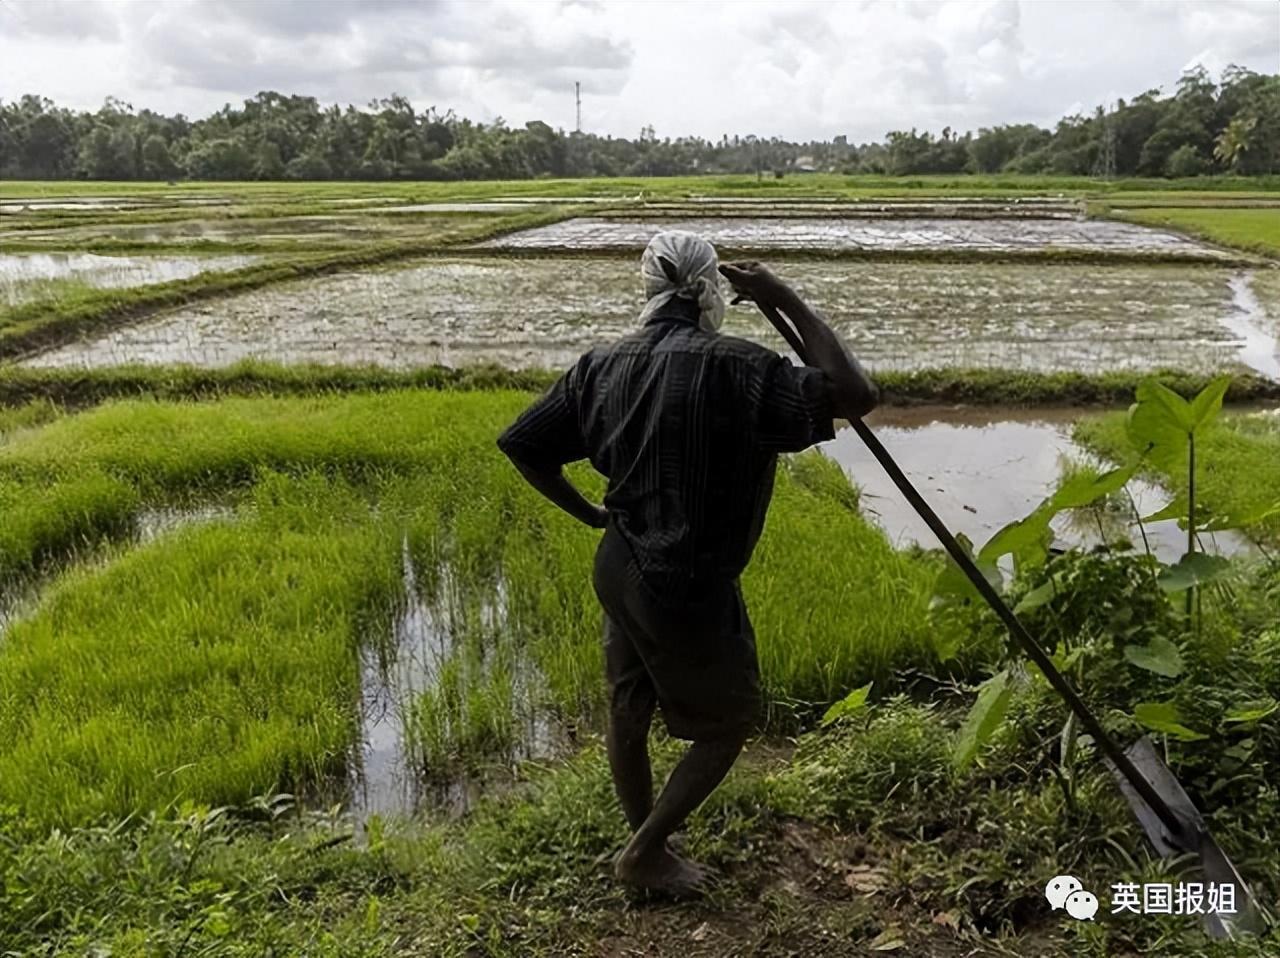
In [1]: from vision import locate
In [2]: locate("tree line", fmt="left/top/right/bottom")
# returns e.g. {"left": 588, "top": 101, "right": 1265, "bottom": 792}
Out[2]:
{"left": 0, "top": 66, "right": 1276, "bottom": 181}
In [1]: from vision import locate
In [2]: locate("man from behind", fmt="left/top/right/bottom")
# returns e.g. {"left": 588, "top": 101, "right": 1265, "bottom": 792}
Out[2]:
{"left": 498, "top": 231, "right": 878, "bottom": 895}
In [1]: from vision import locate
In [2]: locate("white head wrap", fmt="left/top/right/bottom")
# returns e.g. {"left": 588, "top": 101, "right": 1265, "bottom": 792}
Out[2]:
{"left": 637, "top": 230, "right": 726, "bottom": 332}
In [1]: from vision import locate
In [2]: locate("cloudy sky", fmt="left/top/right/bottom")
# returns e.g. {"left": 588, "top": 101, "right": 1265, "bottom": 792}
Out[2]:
{"left": 1, "top": 0, "right": 1277, "bottom": 141}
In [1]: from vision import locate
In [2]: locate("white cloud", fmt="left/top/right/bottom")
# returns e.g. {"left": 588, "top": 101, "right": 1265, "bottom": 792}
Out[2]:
{"left": 0, "top": 0, "right": 1275, "bottom": 139}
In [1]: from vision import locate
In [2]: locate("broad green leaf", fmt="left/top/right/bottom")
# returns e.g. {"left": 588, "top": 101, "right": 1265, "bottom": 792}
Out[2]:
{"left": 1050, "top": 646, "right": 1084, "bottom": 673}
{"left": 1188, "top": 374, "right": 1232, "bottom": 430}
{"left": 1126, "top": 385, "right": 1191, "bottom": 472}
{"left": 821, "top": 681, "right": 873, "bottom": 727}
{"left": 1025, "top": 646, "right": 1083, "bottom": 686}
{"left": 933, "top": 533, "right": 1003, "bottom": 603}
{"left": 1046, "top": 463, "right": 1137, "bottom": 511}
{"left": 953, "top": 669, "right": 1013, "bottom": 768}
{"left": 1140, "top": 496, "right": 1188, "bottom": 524}
{"left": 978, "top": 510, "right": 1053, "bottom": 566}
{"left": 1223, "top": 700, "right": 1279, "bottom": 725}
{"left": 1157, "top": 552, "right": 1231, "bottom": 593}
{"left": 1123, "top": 635, "right": 1184, "bottom": 677}
{"left": 1135, "top": 379, "right": 1195, "bottom": 431}
{"left": 1132, "top": 701, "right": 1208, "bottom": 741}
{"left": 1013, "top": 577, "right": 1059, "bottom": 615}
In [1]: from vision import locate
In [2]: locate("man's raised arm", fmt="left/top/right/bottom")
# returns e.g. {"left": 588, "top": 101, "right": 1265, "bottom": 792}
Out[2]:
{"left": 719, "top": 261, "right": 879, "bottom": 421}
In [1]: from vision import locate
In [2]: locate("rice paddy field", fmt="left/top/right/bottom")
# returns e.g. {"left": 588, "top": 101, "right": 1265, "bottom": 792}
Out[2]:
{"left": 1, "top": 175, "right": 1279, "bottom": 956}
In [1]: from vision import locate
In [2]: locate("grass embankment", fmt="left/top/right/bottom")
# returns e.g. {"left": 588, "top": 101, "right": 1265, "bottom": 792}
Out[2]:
{"left": 6, "top": 175, "right": 1280, "bottom": 202}
{"left": 5, "top": 672, "right": 1280, "bottom": 956}
{"left": 1109, "top": 207, "right": 1280, "bottom": 258}
{"left": 3, "top": 361, "right": 1278, "bottom": 411}
{"left": 1075, "top": 409, "right": 1280, "bottom": 544}
{"left": 467, "top": 244, "right": 1258, "bottom": 268}
{"left": 0, "top": 390, "right": 953, "bottom": 825}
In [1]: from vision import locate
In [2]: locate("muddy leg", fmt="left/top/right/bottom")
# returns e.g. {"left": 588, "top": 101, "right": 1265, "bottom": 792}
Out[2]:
{"left": 606, "top": 697, "right": 655, "bottom": 831}
{"left": 614, "top": 729, "right": 747, "bottom": 895}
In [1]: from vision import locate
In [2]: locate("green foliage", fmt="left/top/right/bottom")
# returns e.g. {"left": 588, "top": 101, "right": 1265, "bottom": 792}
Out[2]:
{"left": 1077, "top": 407, "right": 1280, "bottom": 545}
{"left": 1158, "top": 552, "right": 1233, "bottom": 592}
{"left": 952, "top": 669, "right": 1013, "bottom": 769}
{"left": 1123, "top": 635, "right": 1184, "bottom": 677}
{"left": 820, "top": 681, "right": 872, "bottom": 727}
{"left": 979, "top": 463, "right": 1137, "bottom": 568}
{"left": 770, "top": 697, "right": 956, "bottom": 826}
{"left": 1131, "top": 701, "right": 1208, "bottom": 740}
{"left": 2, "top": 65, "right": 1277, "bottom": 181}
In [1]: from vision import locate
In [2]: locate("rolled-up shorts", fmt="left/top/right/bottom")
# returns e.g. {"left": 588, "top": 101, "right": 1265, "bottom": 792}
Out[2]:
{"left": 592, "top": 526, "right": 761, "bottom": 741}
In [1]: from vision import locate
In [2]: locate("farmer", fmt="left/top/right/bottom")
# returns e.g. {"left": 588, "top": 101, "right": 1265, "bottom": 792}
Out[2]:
{"left": 497, "top": 231, "right": 879, "bottom": 895}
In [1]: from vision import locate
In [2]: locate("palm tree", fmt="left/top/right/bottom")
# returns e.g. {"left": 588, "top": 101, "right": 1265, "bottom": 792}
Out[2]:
{"left": 1213, "top": 116, "right": 1257, "bottom": 172}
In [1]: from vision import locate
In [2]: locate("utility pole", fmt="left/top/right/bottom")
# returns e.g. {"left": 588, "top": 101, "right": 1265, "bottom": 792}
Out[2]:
{"left": 575, "top": 82, "right": 581, "bottom": 134}
{"left": 1092, "top": 110, "right": 1116, "bottom": 181}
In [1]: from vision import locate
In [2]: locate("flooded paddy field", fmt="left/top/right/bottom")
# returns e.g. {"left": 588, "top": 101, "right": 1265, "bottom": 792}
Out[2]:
{"left": 25, "top": 256, "right": 1279, "bottom": 377}
{"left": 474, "top": 214, "right": 1230, "bottom": 258}
{"left": 0, "top": 251, "right": 260, "bottom": 307}
{"left": 825, "top": 406, "right": 1248, "bottom": 559}
{"left": 1, "top": 211, "right": 514, "bottom": 251}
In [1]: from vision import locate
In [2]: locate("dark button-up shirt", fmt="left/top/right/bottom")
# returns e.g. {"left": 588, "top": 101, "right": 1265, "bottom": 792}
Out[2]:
{"left": 498, "top": 296, "right": 835, "bottom": 601}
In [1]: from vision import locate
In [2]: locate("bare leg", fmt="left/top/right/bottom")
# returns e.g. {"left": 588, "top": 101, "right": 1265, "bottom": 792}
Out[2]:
{"left": 606, "top": 698, "right": 654, "bottom": 831}
{"left": 614, "top": 729, "right": 747, "bottom": 895}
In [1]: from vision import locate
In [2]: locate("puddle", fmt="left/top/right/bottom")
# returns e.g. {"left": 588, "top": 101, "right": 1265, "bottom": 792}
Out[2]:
{"left": 1221, "top": 272, "right": 1280, "bottom": 380}
{"left": 133, "top": 503, "right": 237, "bottom": 543}
{"left": 821, "top": 406, "right": 1249, "bottom": 561}
{"left": 474, "top": 216, "right": 1227, "bottom": 258}
{"left": 24, "top": 258, "right": 1273, "bottom": 375}
{"left": 352, "top": 539, "right": 451, "bottom": 820}
{"left": 0, "top": 503, "right": 236, "bottom": 641}
{"left": 0, "top": 252, "right": 259, "bottom": 307}
{"left": 350, "top": 542, "right": 568, "bottom": 822}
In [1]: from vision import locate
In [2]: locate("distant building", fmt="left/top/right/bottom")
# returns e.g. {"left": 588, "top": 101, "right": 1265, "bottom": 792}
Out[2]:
{"left": 793, "top": 155, "right": 818, "bottom": 172}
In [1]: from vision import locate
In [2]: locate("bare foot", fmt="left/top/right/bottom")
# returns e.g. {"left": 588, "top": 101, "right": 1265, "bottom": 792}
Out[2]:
{"left": 614, "top": 842, "right": 711, "bottom": 897}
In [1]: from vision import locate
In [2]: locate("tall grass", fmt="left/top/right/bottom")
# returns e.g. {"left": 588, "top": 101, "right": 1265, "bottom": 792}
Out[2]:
{"left": 3, "top": 361, "right": 1276, "bottom": 412}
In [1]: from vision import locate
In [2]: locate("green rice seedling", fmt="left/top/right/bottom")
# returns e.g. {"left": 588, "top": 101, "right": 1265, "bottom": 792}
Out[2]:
{"left": 747, "top": 454, "right": 943, "bottom": 716}
{"left": 0, "top": 471, "right": 401, "bottom": 826}
{"left": 0, "top": 389, "right": 972, "bottom": 819}
{"left": 0, "top": 397, "right": 62, "bottom": 441}
{"left": 0, "top": 469, "right": 139, "bottom": 578}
